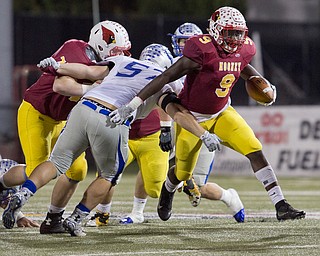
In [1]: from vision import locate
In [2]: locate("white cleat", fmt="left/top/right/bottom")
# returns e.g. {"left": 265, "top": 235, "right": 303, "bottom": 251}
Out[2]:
{"left": 63, "top": 208, "right": 88, "bottom": 237}
{"left": 227, "top": 188, "right": 245, "bottom": 223}
{"left": 119, "top": 214, "right": 144, "bottom": 225}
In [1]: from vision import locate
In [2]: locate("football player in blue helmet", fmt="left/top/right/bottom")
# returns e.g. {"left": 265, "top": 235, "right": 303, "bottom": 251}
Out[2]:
{"left": 0, "top": 156, "right": 39, "bottom": 227}
{"left": 139, "top": 43, "right": 174, "bottom": 69}
{"left": 169, "top": 22, "right": 203, "bottom": 57}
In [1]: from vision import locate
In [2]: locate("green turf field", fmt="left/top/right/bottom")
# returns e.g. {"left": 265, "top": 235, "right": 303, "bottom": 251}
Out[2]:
{"left": 1, "top": 172, "right": 320, "bottom": 256}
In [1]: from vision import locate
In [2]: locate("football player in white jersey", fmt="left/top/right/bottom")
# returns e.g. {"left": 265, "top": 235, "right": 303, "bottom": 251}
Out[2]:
{"left": 85, "top": 44, "right": 176, "bottom": 227}
{"left": 2, "top": 50, "right": 220, "bottom": 236}
{"left": 0, "top": 156, "right": 39, "bottom": 227}
{"left": 169, "top": 22, "right": 245, "bottom": 222}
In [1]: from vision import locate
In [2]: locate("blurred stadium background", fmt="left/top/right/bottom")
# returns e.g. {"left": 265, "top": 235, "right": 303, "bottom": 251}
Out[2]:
{"left": 0, "top": 0, "right": 319, "bottom": 177}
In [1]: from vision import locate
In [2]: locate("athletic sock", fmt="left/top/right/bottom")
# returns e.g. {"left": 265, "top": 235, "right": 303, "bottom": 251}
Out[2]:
{"left": 131, "top": 196, "right": 147, "bottom": 216}
{"left": 220, "top": 188, "right": 231, "bottom": 206}
{"left": 96, "top": 202, "right": 112, "bottom": 214}
{"left": 255, "top": 165, "right": 285, "bottom": 205}
{"left": 22, "top": 179, "right": 37, "bottom": 194}
{"left": 48, "top": 205, "right": 65, "bottom": 214}
{"left": 164, "top": 177, "right": 178, "bottom": 192}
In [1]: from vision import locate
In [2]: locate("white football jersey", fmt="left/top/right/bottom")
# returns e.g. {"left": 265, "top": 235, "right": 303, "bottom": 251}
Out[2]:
{"left": 85, "top": 55, "right": 183, "bottom": 119}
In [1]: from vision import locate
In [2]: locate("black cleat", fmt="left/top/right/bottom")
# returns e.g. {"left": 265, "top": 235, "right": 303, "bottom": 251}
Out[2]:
{"left": 157, "top": 182, "right": 175, "bottom": 221}
{"left": 40, "top": 211, "right": 66, "bottom": 234}
{"left": 276, "top": 200, "right": 306, "bottom": 221}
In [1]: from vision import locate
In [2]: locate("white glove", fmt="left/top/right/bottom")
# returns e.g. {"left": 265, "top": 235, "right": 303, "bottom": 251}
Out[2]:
{"left": 37, "top": 57, "right": 60, "bottom": 70}
{"left": 110, "top": 96, "right": 143, "bottom": 125}
{"left": 200, "top": 131, "right": 221, "bottom": 152}
{"left": 257, "top": 84, "right": 277, "bottom": 106}
{"left": 110, "top": 105, "right": 135, "bottom": 125}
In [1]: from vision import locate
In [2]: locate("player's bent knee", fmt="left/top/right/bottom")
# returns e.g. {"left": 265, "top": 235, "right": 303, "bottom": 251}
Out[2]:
{"left": 176, "top": 170, "right": 192, "bottom": 182}
{"left": 145, "top": 182, "right": 163, "bottom": 198}
{"left": 65, "top": 169, "right": 87, "bottom": 182}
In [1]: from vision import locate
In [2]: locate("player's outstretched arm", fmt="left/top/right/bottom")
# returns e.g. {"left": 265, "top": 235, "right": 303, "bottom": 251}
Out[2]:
{"left": 37, "top": 57, "right": 109, "bottom": 81}
{"left": 110, "top": 57, "right": 200, "bottom": 124}
{"left": 137, "top": 56, "right": 200, "bottom": 101}
{"left": 160, "top": 97, "right": 220, "bottom": 152}
{"left": 53, "top": 76, "right": 101, "bottom": 97}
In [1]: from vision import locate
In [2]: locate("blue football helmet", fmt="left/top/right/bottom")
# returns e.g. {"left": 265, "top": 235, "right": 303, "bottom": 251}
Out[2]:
{"left": 139, "top": 43, "right": 174, "bottom": 69}
{"left": 170, "top": 22, "right": 203, "bottom": 56}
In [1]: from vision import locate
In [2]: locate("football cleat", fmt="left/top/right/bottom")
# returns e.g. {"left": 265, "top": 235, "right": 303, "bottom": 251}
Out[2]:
{"left": 276, "top": 200, "right": 306, "bottom": 221}
{"left": 119, "top": 214, "right": 144, "bottom": 225}
{"left": 227, "top": 188, "right": 245, "bottom": 223}
{"left": 85, "top": 211, "right": 110, "bottom": 227}
{"left": 181, "top": 178, "right": 201, "bottom": 207}
{"left": 2, "top": 190, "right": 30, "bottom": 229}
{"left": 40, "top": 211, "right": 66, "bottom": 234}
{"left": 63, "top": 208, "right": 88, "bottom": 237}
{"left": 157, "top": 182, "right": 175, "bottom": 221}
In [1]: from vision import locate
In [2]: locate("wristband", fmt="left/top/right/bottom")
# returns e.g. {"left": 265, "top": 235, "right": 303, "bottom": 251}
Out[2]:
{"left": 160, "top": 121, "right": 172, "bottom": 127}
{"left": 16, "top": 211, "right": 25, "bottom": 221}
{"left": 127, "top": 96, "right": 143, "bottom": 110}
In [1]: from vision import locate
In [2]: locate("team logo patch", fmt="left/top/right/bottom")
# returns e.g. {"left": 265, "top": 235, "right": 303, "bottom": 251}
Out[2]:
{"left": 102, "top": 26, "right": 116, "bottom": 44}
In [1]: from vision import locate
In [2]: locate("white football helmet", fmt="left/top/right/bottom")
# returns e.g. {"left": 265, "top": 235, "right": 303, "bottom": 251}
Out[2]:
{"left": 88, "top": 20, "right": 131, "bottom": 60}
{"left": 170, "top": 23, "right": 203, "bottom": 56}
{"left": 139, "top": 44, "right": 174, "bottom": 69}
{"left": 208, "top": 6, "right": 248, "bottom": 53}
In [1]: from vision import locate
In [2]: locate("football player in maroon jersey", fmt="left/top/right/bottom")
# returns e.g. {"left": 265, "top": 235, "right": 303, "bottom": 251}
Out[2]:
{"left": 169, "top": 22, "right": 245, "bottom": 222}
{"left": 110, "top": 6, "right": 305, "bottom": 222}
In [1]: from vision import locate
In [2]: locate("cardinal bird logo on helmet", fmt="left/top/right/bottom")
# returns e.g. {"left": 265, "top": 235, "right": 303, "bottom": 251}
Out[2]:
{"left": 101, "top": 25, "right": 116, "bottom": 44}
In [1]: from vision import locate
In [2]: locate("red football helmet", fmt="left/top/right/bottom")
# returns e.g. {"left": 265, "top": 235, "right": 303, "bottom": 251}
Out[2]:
{"left": 208, "top": 6, "right": 248, "bottom": 53}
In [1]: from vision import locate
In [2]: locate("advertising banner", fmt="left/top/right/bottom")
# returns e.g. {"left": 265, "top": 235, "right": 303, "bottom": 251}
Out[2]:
{"left": 213, "top": 106, "right": 320, "bottom": 176}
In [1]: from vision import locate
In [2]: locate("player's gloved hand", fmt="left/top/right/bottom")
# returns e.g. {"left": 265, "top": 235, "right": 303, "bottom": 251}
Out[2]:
{"left": 110, "top": 105, "right": 135, "bottom": 125}
{"left": 110, "top": 96, "right": 143, "bottom": 125}
{"left": 257, "top": 84, "right": 277, "bottom": 106}
{"left": 159, "top": 126, "right": 172, "bottom": 152}
{"left": 200, "top": 131, "right": 221, "bottom": 152}
{"left": 37, "top": 57, "right": 60, "bottom": 70}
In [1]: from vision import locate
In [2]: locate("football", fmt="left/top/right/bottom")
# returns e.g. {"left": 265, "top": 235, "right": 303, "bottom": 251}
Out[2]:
{"left": 245, "top": 76, "right": 274, "bottom": 104}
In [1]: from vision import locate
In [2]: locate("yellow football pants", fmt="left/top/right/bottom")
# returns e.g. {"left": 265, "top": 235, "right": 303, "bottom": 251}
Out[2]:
{"left": 126, "top": 131, "right": 169, "bottom": 198}
{"left": 175, "top": 105, "right": 262, "bottom": 181}
{"left": 17, "top": 100, "right": 87, "bottom": 181}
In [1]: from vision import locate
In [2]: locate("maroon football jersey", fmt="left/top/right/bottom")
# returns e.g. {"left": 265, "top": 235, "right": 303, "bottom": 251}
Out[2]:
{"left": 180, "top": 35, "right": 256, "bottom": 114}
{"left": 24, "top": 39, "right": 99, "bottom": 121}
{"left": 129, "top": 109, "right": 160, "bottom": 140}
